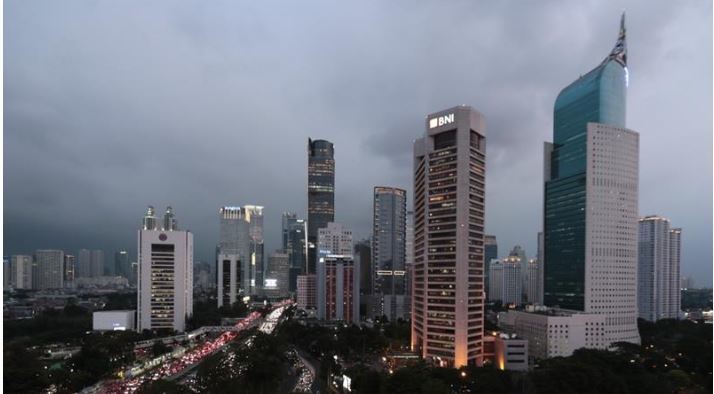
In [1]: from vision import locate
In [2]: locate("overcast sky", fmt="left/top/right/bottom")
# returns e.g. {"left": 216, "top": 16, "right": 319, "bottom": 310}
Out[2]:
{"left": 5, "top": 1, "right": 712, "bottom": 286}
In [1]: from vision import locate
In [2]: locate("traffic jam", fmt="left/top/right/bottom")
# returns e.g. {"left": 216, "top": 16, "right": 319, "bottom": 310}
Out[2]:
{"left": 101, "top": 300, "right": 292, "bottom": 393}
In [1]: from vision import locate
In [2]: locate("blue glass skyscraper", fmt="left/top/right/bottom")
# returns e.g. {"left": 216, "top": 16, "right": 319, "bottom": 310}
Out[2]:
{"left": 543, "top": 14, "right": 640, "bottom": 345}
{"left": 544, "top": 15, "right": 627, "bottom": 310}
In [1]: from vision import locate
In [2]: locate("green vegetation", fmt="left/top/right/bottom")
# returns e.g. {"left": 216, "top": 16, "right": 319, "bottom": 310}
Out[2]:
{"left": 681, "top": 288, "right": 712, "bottom": 310}
{"left": 186, "top": 300, "right": 248, "bottom": 329}
{"left": 4, "top": 304, "right": 92, "bottom": 346}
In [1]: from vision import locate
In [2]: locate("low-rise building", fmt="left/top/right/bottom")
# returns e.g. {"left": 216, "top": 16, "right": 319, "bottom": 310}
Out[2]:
{"left": 498, "top": 307, "right": 607, "bottom": 360}
{"left": 482, "top": 333, "right": 529, "bottom": 371}
{"left": 93, "top": 310, "right": 136, "bottom": 331}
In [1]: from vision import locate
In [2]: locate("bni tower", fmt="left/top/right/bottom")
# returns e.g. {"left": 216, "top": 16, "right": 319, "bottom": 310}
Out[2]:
{"left": 411, "top": 106, "right": 486, "bottom": 368}
{"left": 307, "top": 139, "right": 335, "bottom": 274}
{"left": 543, "top": 14, "right": 640, "bottom": 345}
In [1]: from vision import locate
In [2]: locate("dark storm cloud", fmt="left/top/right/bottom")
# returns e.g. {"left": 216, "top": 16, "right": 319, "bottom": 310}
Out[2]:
{"left": 4, "top": 1, "right": 712, "bottom": 285}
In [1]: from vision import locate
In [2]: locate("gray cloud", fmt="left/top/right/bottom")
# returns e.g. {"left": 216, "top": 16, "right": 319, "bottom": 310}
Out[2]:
{"left": 4, "top": 0, "right": 712, "bottom": 285}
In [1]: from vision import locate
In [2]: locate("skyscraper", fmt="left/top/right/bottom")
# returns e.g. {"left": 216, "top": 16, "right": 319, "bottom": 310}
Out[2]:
{"left": 488, "top": 257, "right": 522, "bottom": 306}
{"left": 307, "top": 138, "right": 335, "bottom": 274}
{"left": 525, "top": 259, "right": 542, "bottom": 304}
{"left": 10, "top": 255, "right": 33, "bottom": 289}
{"left": 115, "top": 250, "right": 130, "bottom": 281}
{"left": 77, "top": 249, "right": 91, "bottom": 278}
{"left": 354, "top": 239, "right": 373, "bottom": 296}
{"left": 217, "top": 205, "right": 265, "bottom": 307}
{"left": 137, "top": 206, "right": 193, "bottom": 332}
{"left": 282, "top": 212, "right": 307, "bottom": 293}
{"left": 638, "top": 215, "right": 682, "bottom": 321}
{"left": 316, "top": 222, "right": 354, "bottom": 321}
{"left": 64, "top": 254, "right": 76, "bottom": 285}
{"left": 411, "top": 106, "right": 487, "bottom": 368}
{"left": 484, "top": 235, "right": 498, "bottom": 298}
{"left": 372, "top": 186, "right": 408, "bottom": 321}
{"left": 265, "top": 251, "right": 290, "bottom": 298}
{"left": 90, "top": 250, "right": 104, "bottom": 278}
{"left": 282, "top": 212, "right": 298, "bottom": 249}
{"left": 34, "top": 250, "right": 64, "bottom": 289}
{"left": 317, "top": 255, "right": 360, "bottom": 324}
{"left": 317, "top": 222, "right": 353, "bottom": 258}
{"left": 543, "top": 14, "right": 640, "bottom": 344}
{"left": 405, "top": 211, "right": 414, "bottom": 320}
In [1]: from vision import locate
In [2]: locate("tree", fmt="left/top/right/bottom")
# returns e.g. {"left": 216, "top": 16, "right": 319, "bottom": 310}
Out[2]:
{"left": 138, "top": 379, "right": 193, "bottom": 394}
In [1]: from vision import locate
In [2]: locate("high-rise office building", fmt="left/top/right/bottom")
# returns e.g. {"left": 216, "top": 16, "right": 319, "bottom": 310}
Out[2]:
{"left": 488, "top": 257, "right": 522, "bottom": 306}
{"left": 217, "top": 205, "right": 265, "bottom": 307}
{"left": 354, "top": 239, "right": 373, "bottom": 296}
{"left": 283, "top": 213, "right": 307, "bottom": 293}
{"left": 217, "top": 206, "right": 242, "bottom": 307}
{"left": 297, "top": 274, "right": 317, "bottom": 310}
{"left": 10, "top": 255, "right": 33, "bottom": 289}
{"left": 638, "top": 215, "right": 682, "bottom": 321}
{"left": 282, "top": 212, "right": 298, "bottom": 249}
{"left": 543, "top": 15, "right": 640, "bottom": 345}
{"left": 244, "top": 205, "right": 265, "bottom": 293}
{"left": 90, "top": 250, "right": 104, "bottom": 278}
{"left": 115, "top": 250, "right": 130, "bottom": 281}
{"left": 411, "top": 106, "right": 487, "bottom": 368}
{"left": 354, "top": 239, "right": 374, "bottom": 318}
{"left": 34, "top": 250, "right": 64, "bottom": 289}
{"left": 405, "top": 211, "right": 414, "bottom": 320}
{"left": 373, "top": 186, "right": 408, "bottom": 321}
{"left": 307, "top": 138, "right": 335, "bottom": 274}
{"left": 77, "top": 249, "right": 91, "bottom": 278}
{"left": 137, "top": 206, "right": 193, "bottom": 332}
{"left": 64, "top": 254, "right": 76, "bottom": 285}
{"left": 484, "top": 235, "right": 498, "bottom": 297}
{"left": 265, "top": 251, "right": 290, "bottom": 298}
{"left": 525, "top": 259, "right": 542, "bottom": 304}
{"left": 317, "top": 222, "right": 352, "bottom": 258}
{"left": 317, "top": 255, "right": 360, "bottom": 324}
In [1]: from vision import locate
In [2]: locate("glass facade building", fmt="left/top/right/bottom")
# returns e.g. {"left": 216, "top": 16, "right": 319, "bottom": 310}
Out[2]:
{"left": 307, "top": 138, "right": 335, "bottom": 274}
{"left": 372, "top": 186, "right": 407, "bottom": 321}
{"left": 544, "top": 16, "right": 627, "bottom": 310}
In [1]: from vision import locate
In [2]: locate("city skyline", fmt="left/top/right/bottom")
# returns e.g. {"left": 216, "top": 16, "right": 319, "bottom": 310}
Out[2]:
{"left": 4, "top": 2, "right": 712, "bottom": 285}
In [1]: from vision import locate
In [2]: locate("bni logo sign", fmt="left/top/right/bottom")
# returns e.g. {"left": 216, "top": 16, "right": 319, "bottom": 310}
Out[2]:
{"left": 429, "top": 113, "right": 455, "bottom": 129}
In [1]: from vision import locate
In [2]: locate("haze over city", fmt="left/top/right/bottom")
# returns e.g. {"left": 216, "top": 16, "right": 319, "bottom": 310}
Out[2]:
{"left": 4, "top": 1, "right": 712, "bottom": 285}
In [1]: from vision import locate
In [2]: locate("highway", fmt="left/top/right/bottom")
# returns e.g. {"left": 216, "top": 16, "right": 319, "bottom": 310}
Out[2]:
{"left": 97, "top": 300, "right": 293, "bottom": 393}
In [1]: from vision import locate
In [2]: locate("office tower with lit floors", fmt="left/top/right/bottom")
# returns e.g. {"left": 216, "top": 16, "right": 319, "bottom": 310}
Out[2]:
{"left": 543, "top": 14, "right": 640, "bottom": 345}
{"left": 307, "top": 138, "right": 335, "bottom": 274}
{"left": 373, "top": 186, "right": 408, "bottom": 321}
{"left": 411, "top": 105, "right": 487, "bottom": 368}
{"left": 137, "top": 206, "right": 193, "bottom": 332}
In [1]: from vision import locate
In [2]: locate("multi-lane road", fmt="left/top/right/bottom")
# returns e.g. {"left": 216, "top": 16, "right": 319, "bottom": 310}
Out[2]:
{"left": 96, "top": 301, "right": 293, "bottom": 394}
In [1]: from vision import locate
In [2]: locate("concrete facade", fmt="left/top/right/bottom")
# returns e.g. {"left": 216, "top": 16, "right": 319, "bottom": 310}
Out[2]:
{"left": 372, "top": 186, "right": 408, "bottom": 321}
{"left": 411, "top": 106, "right": 486, "bottom": 368}
{"left": 137, "top": 215, "right": 193, "bottom": 332}
{"left": 34, "top": 250, "right": 64, "bottom": 289}
{"left": 10, "top": 255, "right": 33, "bottom": 289}
{"left": 638, "top": 215, "right": 682, "bottom": 321}
{"left": 498, "top": 308, "right": 607, "bottom": 360}
{"left": 317, "top": 255, "right": 360, "bottom": 324}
